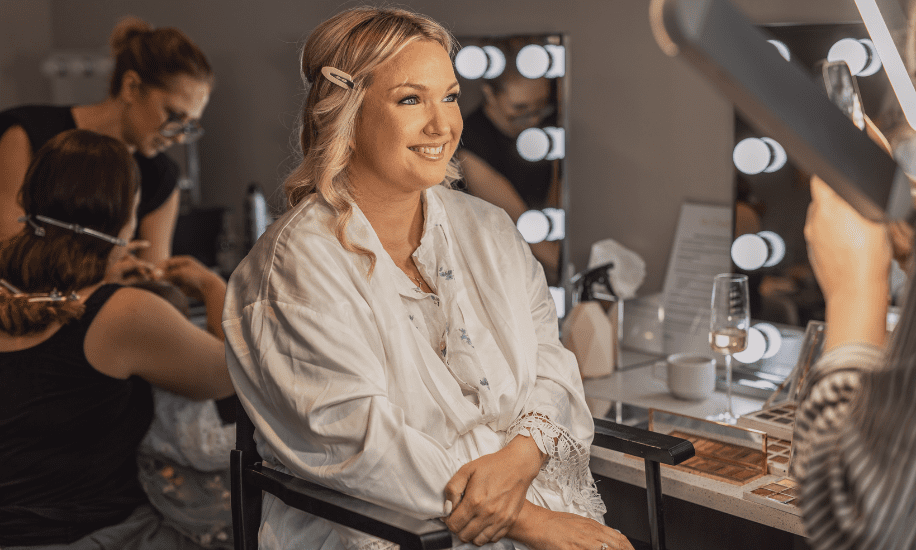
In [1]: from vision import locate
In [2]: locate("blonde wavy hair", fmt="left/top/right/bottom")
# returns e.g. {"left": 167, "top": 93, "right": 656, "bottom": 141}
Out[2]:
{"left": 284, "top": 6, "right": 462, "bottom": 276}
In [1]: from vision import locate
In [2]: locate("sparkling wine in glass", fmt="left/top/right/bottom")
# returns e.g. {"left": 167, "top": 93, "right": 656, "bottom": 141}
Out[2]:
{"left": 708, "top": 273, "right": 750, "bottom": 424}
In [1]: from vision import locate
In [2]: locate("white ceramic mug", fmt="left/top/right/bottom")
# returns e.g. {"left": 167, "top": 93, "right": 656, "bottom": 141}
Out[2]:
{"left": 652, "top": 353, "right": 716, "bottom": 401}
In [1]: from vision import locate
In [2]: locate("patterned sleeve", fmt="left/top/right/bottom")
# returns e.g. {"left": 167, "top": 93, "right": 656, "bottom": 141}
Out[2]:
{"left": 791, "top": 343, "right": 883, "bottom": 480}
{"left": 792, "top": 343, "right": 892, "bottom": 550}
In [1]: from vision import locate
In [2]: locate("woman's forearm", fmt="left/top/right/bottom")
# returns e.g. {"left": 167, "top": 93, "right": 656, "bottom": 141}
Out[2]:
{"left": 506, "top": 501, "right": 548, "bottom": 549}
{"left": 202, "top": 275, "right": 227, "bottom": 341}
{"left": 505, "top": 432, "right": 548, "bottom": 476}
{"left": 823, "top": 282, "right": 888, "bottom": 352}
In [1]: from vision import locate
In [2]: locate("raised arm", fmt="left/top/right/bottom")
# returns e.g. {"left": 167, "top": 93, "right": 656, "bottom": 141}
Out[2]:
{"left": 793, "top": 174, "right": 899, "bottom": 549}
{"left": 804, "top": 176, "right": 890, "bottom": 352}
{"left": 136, "top": 187, "right": 180, "bottom": 264}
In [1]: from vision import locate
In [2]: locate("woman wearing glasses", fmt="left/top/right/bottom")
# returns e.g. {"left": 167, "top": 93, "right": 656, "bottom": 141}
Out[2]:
{"left": 0, "top": 16, "right": 212, "bottom": 266}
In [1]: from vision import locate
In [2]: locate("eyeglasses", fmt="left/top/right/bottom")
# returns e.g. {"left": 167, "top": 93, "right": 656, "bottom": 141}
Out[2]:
{"left": 158, "top": 112, "right": 204, "bottom": 142}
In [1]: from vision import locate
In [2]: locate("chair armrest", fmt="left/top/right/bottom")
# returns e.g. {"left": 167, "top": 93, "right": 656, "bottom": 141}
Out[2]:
{"left": 244, "top": 463, "right": 452, "bottom": 550}
{"left": 592, "top": 417, "right": 695, "bottom": 465}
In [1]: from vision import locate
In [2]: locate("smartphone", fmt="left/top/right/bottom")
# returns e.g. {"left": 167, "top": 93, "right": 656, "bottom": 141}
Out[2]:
{"left": 818, "top": 60, "right": 866, "bottom": 131}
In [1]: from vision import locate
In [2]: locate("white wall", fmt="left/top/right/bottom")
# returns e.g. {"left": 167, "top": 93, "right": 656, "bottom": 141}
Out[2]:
{"left": 5, "top": 0, "right": 862, "bottom": 292}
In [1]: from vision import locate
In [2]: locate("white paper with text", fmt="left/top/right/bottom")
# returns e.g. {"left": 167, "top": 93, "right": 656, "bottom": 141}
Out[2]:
{"left": 662, "top": 203, "right": 733, "bottom": 356}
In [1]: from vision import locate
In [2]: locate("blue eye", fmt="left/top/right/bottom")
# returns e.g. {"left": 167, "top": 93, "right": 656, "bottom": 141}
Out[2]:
{"left": 444, "top": 92, "right": 460, "bottom": 103}
{"left": 399, "top": 95, "right": 419, "bottom": 105}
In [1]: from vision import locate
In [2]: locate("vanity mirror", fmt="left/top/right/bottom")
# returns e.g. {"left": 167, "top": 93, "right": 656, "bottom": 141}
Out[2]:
{"left": 454, "top": 34, "right": 570, "bottom": 314}
{"left": 731, "top": 23, "right": 901, "bottom": 328}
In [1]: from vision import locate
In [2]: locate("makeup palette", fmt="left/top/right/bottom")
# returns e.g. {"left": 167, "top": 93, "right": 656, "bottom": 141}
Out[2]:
{"left": 737, "top": 402, "right": 797, "bottom": 442}
{"left": 645, "top": 409, "right": 768, "bottom": 486}
{"left": 764, "top": 437, "right": 793, "bottom": 476}
{"left": 666, "top": 430, "right": 768, "bottom": 484}
{"left": 743, "top": 477, "right": 802, "bottom": 515}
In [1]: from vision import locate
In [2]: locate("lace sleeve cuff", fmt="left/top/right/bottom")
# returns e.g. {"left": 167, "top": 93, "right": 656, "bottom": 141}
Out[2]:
{"left": 506, "top": 411, "right": 606, "bottom": 519}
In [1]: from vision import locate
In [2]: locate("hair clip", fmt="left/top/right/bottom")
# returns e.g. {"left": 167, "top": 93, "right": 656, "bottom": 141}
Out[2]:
{"left": 28, "top": 289, "right": 65, "bottom": 303}
{"left": 0, "top": 279, "right": 80, "bottom": 303}
{"left": 0, "top": 279, "right": 25, "bottom": 297}
{"left": 19, "top": 215, "right": 45, "bottom": 237}
{"left": 321, "top": 66, "right": 355, "bottom": 90}
{"left": 18, "top": 214, "right": 127, "bottom": 246}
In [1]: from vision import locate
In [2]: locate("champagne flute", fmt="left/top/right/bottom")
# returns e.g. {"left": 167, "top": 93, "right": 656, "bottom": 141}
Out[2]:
{"left": 708, "top": 273, "right": 750, "bottom": 424}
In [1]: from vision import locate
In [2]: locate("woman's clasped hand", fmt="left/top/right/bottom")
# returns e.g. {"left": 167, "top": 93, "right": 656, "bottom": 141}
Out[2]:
{"left": 443, "top": 433, "right": 545, "bottom": 545}
{"left": 442, "top": 431, "right": 633, "bottom": 550}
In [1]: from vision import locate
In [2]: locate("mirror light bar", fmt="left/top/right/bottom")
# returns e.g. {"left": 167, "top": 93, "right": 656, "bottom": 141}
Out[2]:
{"left": 854, "top": 0, "right": 916, "bottom": 130}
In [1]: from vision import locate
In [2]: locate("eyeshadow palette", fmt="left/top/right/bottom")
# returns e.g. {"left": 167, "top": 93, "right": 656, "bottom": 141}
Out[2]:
{"left": 737, "top": 402, "right": 797, "bottom": 442}
{"left": 743, "top": 477, "right": 802, "bottom": 515}
{"left": 765, "top": 437, "right": 793, "bottom": 477}
{"left": 642, "top": 409, "right": 769, "bottom": 485}
{"left": 665, "top": 430, "right": 768, "bottom": 485}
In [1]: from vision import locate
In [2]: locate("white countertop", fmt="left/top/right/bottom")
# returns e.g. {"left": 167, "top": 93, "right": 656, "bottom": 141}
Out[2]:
{"left": 582, "top": 352, "right": 766, "bottom": 420}
{"left": 583, "top": 355, "right": 805, "bottom": 536}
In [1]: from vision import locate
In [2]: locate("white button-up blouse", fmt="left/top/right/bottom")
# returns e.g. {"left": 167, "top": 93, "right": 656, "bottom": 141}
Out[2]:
{"left": 223, "top": 185, "right": 603, "bottom": 549}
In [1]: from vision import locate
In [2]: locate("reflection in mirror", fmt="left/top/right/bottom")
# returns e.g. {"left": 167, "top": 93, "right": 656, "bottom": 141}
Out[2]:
{"left": 731, "top": 23, "right": 908, "bottom": 328}
{"left": 455, "top": 34, "right": 568, "bottom": 314}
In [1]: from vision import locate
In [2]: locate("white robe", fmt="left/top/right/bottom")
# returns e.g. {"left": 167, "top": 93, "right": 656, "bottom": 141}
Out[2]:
{"left": 223, "top": 186, "right": 603, "bottom": 549}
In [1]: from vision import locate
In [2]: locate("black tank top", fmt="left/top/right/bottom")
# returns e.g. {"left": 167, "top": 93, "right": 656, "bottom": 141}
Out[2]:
{"left": 0, "top": 284, "right": 155, "bottom": 545}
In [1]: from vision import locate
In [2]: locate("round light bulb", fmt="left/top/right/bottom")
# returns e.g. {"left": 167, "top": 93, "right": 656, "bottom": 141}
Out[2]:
{"left": 733, "top": 138, "right": 771, "bottom": 175}
{"left": 734, "top": 326, "right": 766, "bottom": 364}
{"left": 857, "top": 38, "right": 883, "bottom": 77}
{"left": 549, "top": 286, "right": 566, "bottom": 318}
{"left": 543, "top": 208, "right": 565, "bottom": 241}
{"left": 517, "top": 127, "right": 550, "bottom": 162}
{"left": 760, "top": 137, "right": 787, "bottom": 172}
{"left": 516, "top": 44, "right": 550, "bottom": 79}
{"left": 455, "top": 46, "right": 488, "bottom": 80}
{"left": 828, "top": 38, "right": 869, "bottom": 76}
{"left": 482, "top": 46, "right": 506, "bottom": 79}
{"left": 517, "top": 210, "right": 551, "bottom": 244}
{"left": 731, "top": 233, "right": 768, "bottom": 271}
{"left": 768, "top": 40, "right": 791, "bottom": 62}
{"left": 544, "top": 44, "right": 566, "bottom": 78}
{"left": 757, "top": 231, "right": 786, "bottom": 267}
{"left": 754, "top": 323, "right": 783, "bottom": 359}
{"left": 543, "top": 127, "right": 566, "bottom": 160}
